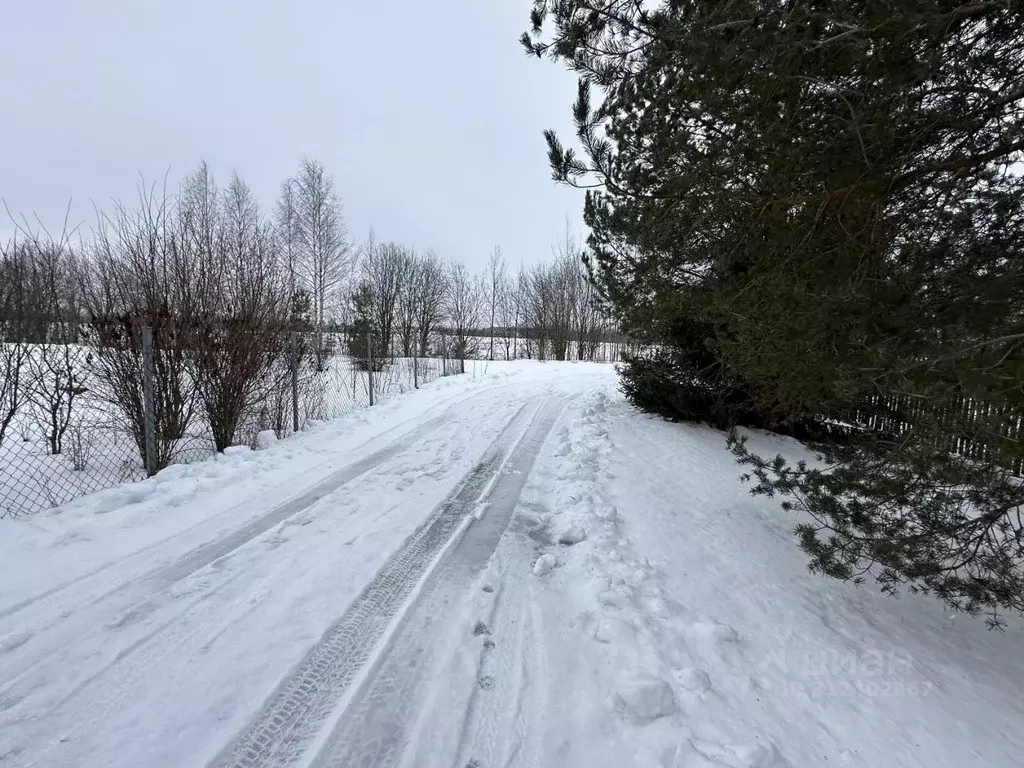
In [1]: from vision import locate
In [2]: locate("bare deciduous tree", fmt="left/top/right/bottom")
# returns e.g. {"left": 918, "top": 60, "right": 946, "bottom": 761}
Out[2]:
{"left": 515, "top": 265, "right": 535, "bottom": 359}
{"left": 362, "top": 238, "right": 413, "bottom": 359}
{"left": 445, "top": 261, "right": 485, "bottom": 374}
{"left": 274, "top": 177, "right": 305, "bottom": 321}
{"left": 486, "top": 246, "right": 506, "bottom": 361}
{"left": 19, "top": 227, "right": 88, "bottom": 456}
{"left": 0, "top": 240, "right": 33, "bottom": 448}
{"left": 397, "top": 255, "right": 419, "bottom": 359}
{"left": 519, "top": 227, "right": 591, "bottom": 362}
{"left": 414, "top": 250, "right": 446, "bottom": 358}
{"left": 291, "top": 159, "right": 350, "bottom": 369}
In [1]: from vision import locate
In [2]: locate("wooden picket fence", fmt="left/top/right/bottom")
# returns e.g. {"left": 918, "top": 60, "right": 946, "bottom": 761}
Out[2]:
{"left": 850, "top": 393, "right": 1023, "bottom": 476}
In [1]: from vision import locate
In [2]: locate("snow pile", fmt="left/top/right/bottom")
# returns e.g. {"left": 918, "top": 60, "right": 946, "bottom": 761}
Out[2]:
{"left": 500, "top": 386, "right": 708, "bottom": 766}
{"left": 255, "top": 430, "right": 278, "bottom": 450}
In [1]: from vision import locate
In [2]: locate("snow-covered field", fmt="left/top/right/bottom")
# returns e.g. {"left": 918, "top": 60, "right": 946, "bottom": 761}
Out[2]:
{"left": 1, "top": 362, "right": 1021, "bottom": 768}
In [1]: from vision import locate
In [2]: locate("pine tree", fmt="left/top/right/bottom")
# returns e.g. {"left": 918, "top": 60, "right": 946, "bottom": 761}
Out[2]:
{"left": 347, "top": 282, "right": 382, "bottom": 371}
{"left": 526, "top": 0, "right": 1024, "bottom": 624}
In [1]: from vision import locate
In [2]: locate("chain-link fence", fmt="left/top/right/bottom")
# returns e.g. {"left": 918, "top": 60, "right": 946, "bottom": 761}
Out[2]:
{"left": 0, "top": 340, "right": 141, "bottom": 518}
{"left": 0, "top": 329, "right": 456, "bottom": 518}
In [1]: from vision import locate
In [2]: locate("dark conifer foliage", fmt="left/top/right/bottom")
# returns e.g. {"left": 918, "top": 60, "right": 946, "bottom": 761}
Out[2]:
{"left": 526, "top": 1, "right": 1024, "bottom": 624}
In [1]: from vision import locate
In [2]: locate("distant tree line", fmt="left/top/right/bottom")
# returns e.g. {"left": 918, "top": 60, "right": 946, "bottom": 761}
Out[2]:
{"left": 1, "top": 161, "right": 619, "bottom": 472}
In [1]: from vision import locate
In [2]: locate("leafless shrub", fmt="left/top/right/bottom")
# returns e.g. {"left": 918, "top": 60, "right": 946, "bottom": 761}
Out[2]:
{"left": 66, "top": 419, "right": 95, "bottom": 472}
{"left": 83, "top": 184, "right": 198, "bottom": 472}
{"left": 9, "top": 227, "right": 91, "bottom": 456}
{"left": 184, "top": 167, "right": 291, "bottom": 452}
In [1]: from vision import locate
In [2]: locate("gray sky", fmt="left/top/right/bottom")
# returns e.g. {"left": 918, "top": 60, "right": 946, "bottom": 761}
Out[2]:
{"left": 0, "top": 0, "right": 583, "bottom": 269}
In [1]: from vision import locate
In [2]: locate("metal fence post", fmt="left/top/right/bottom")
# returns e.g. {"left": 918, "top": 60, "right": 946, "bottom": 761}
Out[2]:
{"left": 290, "top": 331, "right": 300, "bottom": 434}
{"left": 413, "top": 349, "right": 419, "bottom": 390}
{"left": 367, "top": 330, "right": 375, "bottom": 407}
{"left": 141, "top": 325, "right": 157, "bottom": 477}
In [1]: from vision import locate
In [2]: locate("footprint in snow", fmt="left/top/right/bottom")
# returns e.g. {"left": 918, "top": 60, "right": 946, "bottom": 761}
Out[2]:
{"left": 671, "top": 738, "right": 786, "bottom": 768}
{"left": 687, "top": 620, "right": 740, "bottom": 647}
{"left": 674, "top": 667, "right": 712, "bottom": 694}
{"left": 594, "top": 617, "right": 636, "bottom": 645}
{"left": 615, "top": 674, "right": 676, "bottom": 721}
{"left": 0, "top": 633, "right": 32, "bottom": 653}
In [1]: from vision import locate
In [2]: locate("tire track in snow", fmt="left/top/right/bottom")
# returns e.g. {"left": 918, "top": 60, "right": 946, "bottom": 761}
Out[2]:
{"left": 0, "top": 392, "right": 514, "bottom": 711}
{"left": 306, "top": 396, "right": 570, "bottom": 768}
{"left": 0, "top": 379, "right": 520, "bottom": 628}
{"left": 452, "top": 538, "right": 549, "bottom": 768}
{"left": 209, "top": 396, "right": 569, "bottom": 768}
{"left": 0, "top": 400, "right": 447, "bottom": 623}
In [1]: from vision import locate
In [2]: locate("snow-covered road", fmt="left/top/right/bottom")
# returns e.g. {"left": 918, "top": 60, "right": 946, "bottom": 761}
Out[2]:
{"left": 0, "top": 365, "right": 600, "bottom": 767}
{"left": 2, "top": 362, "right": 1023, "bottom": 768}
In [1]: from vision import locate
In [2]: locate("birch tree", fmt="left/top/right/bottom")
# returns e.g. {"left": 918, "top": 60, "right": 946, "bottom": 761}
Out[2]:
{"left": 486, "top": 246, "right": 506, "bottom": 360}
{"left": 292, "top": 159, "right": 349, "bottom": 368}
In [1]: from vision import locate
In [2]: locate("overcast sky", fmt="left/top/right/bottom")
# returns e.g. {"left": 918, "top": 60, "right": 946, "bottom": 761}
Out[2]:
{"left": 0, "top": 0, "right": 583, "bottom": 270}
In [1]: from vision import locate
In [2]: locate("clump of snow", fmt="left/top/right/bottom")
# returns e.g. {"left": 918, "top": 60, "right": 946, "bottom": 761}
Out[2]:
{"left": 595, "top": 617, "right": 636, "bottom": 645}
{"left": 615, "top": 675, "right": 676, "bottom": 720}
{"left": 222, "top": 445, "right": 251, "bottom": 458}
{"left": 533, "top": 554, "right": 557, "bottom": 576}
{"left": 675, "top": 667, "right": 712, "bottom": 693}
{"left": 256, "top": 430, "right": 278, "bottom": 450}
{"left": 557, "top": 525, "right": 586, "bottom": 546}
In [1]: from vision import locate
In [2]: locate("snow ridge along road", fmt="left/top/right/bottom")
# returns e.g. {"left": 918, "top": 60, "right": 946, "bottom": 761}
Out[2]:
{"left": 210, "top": 394, "right": 571, "bottom": 768}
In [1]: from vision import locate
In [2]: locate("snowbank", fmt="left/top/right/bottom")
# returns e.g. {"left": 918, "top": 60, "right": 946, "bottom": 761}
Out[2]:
{"left": 515, "top": 382, "right": 1024, "bottom": 768}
